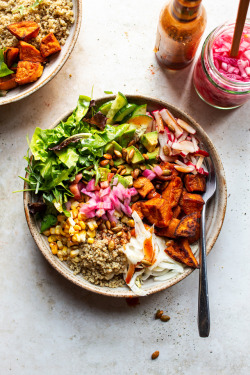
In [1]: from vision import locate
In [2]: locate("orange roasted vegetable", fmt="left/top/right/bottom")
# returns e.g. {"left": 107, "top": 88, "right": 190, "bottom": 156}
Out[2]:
{"left": 188, "top": 223, "right": 201, "bottom": 244}
{"left": 155, "top": 218, "right": 180, "bottom": 238}
{"left": 15, "top": 61, "right": 43, "bottom": 85}
{"left": 147, "top": 189, "right": 161, "bottom": 199}
{"left": 141, "top": 197, "right": 173, "bottom": 228}
{"left": 19, "top": 41, "right": 44, "bottom": 63}
{"left": 180, "top": 191, "right": 204, "bottom": 217}
{"left": 40, "top": 32, "right": 61, "bottom": 58}
{"left": 133, "top": 177, "right": 154, "bottom": 198}
{"left": 4, "top": 47, "right": 19, "bottom": 68}
{"left": 174, "top": 212, "right": 199, "bottom": 237}
{"left": 172, "top": 205, "right": 181, "bottom": 218}
{"left": 165, "top": 239, "right": 198, "bottom": 268}
{"left": 162, "top": 176, "right": 183, "bottom": 207}
{"left": 0, "top": 74, "right": 18, "bottom": 90}
{"left": 184, "top": 174, "right": 206, "bottom": 193}
{"left": 7, "top": 21, "right": 40, "bottom": 41}
{"left": 131, "top": 201, "right": 144, "bottom": 219}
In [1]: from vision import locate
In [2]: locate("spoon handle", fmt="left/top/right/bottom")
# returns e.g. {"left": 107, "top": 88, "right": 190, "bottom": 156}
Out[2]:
{"left": 198, "top": 203, "right": 210, "bottom": 337}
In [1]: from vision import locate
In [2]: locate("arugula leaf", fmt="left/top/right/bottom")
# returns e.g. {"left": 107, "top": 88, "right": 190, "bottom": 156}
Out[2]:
{"left": 40, "top": 214, "right": 57, "bottom": 233}
{"left": 12, "top": 5, "right": 25, "bottom": 15}
{"left": 0, "top": 49, "right": 14, "bottom": 78}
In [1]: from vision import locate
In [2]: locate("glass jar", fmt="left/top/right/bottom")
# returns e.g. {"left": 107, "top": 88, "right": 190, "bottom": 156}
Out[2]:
{"left": 193, "top": 21, "right": 250, "bottom": 109}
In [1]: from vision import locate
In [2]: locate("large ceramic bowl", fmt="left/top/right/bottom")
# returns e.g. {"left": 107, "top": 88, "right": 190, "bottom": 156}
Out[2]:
{"left": 23, "top": 95, "right": 227, "bottom": 297}
{"left": 0, "top": 0, "right": 82, "bottom": 106}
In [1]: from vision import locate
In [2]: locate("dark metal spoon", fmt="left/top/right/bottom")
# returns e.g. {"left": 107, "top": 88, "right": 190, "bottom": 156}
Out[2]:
{"left": 198, "top": 157, "right": 216, "bottom": 337}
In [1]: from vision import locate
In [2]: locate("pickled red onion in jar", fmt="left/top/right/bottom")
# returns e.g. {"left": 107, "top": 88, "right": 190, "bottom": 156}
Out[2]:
{"left": 193, "top": 21, "right": 250, "bottom": 109}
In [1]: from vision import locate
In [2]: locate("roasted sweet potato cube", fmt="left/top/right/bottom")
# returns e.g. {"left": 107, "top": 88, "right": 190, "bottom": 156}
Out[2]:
{"left": 162, "top": 176, "right": 183, "bottom": 207}
{"left": 174, "top": 212, "right": 199, "bottom": 237}
{"left": 131, "top": 201, "right": 144, "bottom": 219}
{"left": 133, "top": 177, "right": 154, "bottom": 198}
{"left": 165, "top": 239, "right": 198, "bottom": 268}
{"left": 159, "top": 161, "right": 179, "bottom": 177}
{"left": 15, "top": 61, "right": 43, "bottom": 85}
{"left": 40, "top": 32, "right": 61, "bottom": 58}
{"left": 7, "top": 21, "right": 40, "bottom": 41}
{"left": 172, "top": 205, "right": 181, "bottom": 218}
{"left": 0, "top": 74, "right": 18, "bottom": 90}
{"left": 180, "top": 191, "right": 204, "bottom": 217}
{"left": 19, "top": 41, "right": 44, "bottom": 63}
{"left": 4, "top": 47, "right": 19, "bottom": 68}
{"left": 142, "top": 197, "right": 173, "bottom": 228}
{"left": 188, "top": 223, "right": 200, "bottom": 244}
{"left": 147, "top": 189, "right": 161, "bottom": 199}
{"left": 155, "top": 218, "right": 180, "bottom": 238}
{"left": 184, "top": 174, "right": 206, "bottom": 193}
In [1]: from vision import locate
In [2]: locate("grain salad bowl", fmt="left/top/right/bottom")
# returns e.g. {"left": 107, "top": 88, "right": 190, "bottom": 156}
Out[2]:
{"left": 0, "top": 0, "right": 82, "bottom": 106}
{"left": 23, "top": 95, "right": 227, "bottom": 297}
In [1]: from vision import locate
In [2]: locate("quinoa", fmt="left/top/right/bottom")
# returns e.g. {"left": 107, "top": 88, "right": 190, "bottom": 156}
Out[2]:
{"left": 0, "top": 0, "right": 74, "bottom": 49}
{"left": 68, "top": 229, "right": 129, "bottom": 288}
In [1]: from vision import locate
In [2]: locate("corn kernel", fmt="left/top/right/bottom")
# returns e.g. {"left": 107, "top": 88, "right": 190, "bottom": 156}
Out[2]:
{"left": 71, "top": 201, "right": 79, "bottom": 209}
{"left": 87, "top": 230, "right": 96, "bottom": 238}
{"left": 55, "top": 225, "right": 62, "bottom": 235}
{"left": 78, "top": 213, "right": 85, "bottom": 220}
{"left": 128, "top": 219, "right": 135, "bottom": 228}
{"left": 72, "top": 234, "right": 79, "bottom": 242}
{"left": 71, "top": 208, "right": 78, "bottom": 219}
{"left": 42, "top": 230, "right": 51, "bottom": 236}
{"left": 87, "top": 238, "right": 94, "bottom": 244}
{"left": 70, "top": 249, "right": 80, "bottom": 258}
{"left": 50, "top": 227, "right": 56, "bottom": 235}
{"left": 57, "top": 240, "right": 63, "bottom": 249}
{"left": 87, "top": 220, "right": 97, "bottom": 231}
{"left": 69, "top": 227, "right": 75, "bottom": 235}
{"left": 67, "top": 217, "right": 75, "bottom": 227}
{"left": 79, "top": 221, "right": 86, "bottom": 230}
{"left": 48, "top": 235, "right": 57, "bottom": 243}
{"left": 50, "top": 243, "right": 58, "bottom": 255}
{"left": 78, "top": 230, "right": 86, "bottom": 242}
{"left": 74, "top": 224, "right": 81, "bottom": 231}
{"left": 62, "top": 246, "right": 68, "bottom": 255}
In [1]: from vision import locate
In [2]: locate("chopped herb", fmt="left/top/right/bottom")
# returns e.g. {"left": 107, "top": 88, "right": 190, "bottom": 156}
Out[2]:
{"left": 104, "top": 91, "right": 113, "bottom": 94}
{"left": 0, "top": 49, "right": 14, "bottom": 78}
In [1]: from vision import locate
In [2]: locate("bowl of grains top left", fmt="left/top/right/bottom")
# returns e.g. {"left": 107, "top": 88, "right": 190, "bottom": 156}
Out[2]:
{"left": 0, "top": 0, "right": 82, "bottom": 105}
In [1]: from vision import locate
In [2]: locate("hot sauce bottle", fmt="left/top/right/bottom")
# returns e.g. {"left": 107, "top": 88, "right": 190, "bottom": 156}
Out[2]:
{"left": 155, "top": 0, "right": 207, "bottom": 70}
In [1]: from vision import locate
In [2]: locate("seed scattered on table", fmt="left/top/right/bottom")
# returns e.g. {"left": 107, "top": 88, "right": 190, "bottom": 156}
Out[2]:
{"left": 151, "top": 351, "right": 159, "bottom": 360}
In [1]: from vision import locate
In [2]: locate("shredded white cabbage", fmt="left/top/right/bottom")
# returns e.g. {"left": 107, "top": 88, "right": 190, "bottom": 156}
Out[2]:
{"left": 122, "top": 211, "right": 196, "bottom": 296}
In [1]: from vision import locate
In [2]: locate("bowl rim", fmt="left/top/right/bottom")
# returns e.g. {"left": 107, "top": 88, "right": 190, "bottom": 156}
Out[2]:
{"left": 0, "top": 0, "right": 82, "bottom": 106}
{"left": 23, "top": 94, "right": 227, "bottom": 297}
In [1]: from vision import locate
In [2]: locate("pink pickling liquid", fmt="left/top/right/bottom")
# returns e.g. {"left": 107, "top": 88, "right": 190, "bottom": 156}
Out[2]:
{"left": 193, "top": 23, "right": 250, "bottom": 109}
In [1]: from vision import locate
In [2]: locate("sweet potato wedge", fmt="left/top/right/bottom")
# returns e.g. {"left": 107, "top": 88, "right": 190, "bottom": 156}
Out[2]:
{"left": 131, "top": 201, "right": 144, "bottom": 219}
{"left": 172, "top": 205, "right": 181, "bottom": 218}
{"left": 159, "top": 161, "right": 179, "bottom": 177}
{"left": 40, "top": 32, "right": 61, "bottom": 58}
{"left": 162, "top": 176, "right": 183, "bottom": 207}
{"left": 7, "top": 21, "right": 40, "bottom": 41}
{"left": 188, "top": 223, "right": 200, "bottom": 244}
{"left": 165, "top": 239, "right": 198, "bottom": 268}
{"left": 4, "top": 47, "right": 19, "bottom": 68}
{"left": 133, "top": 177, "right": 154, "bottom": 198}
{"left": 174, "top": 212, "right": 199, "bottom": 237}
{"left": 141, "top": 197, "right": 173, "bottom": 228}
{"left": 184, "top": 174, "right": 206, "bottom": 193}
{"left": 147, "top": 189, "right": 161, "bottom": 199}
{"left": 15, "top": 61, "right": 43, "bottom": 85}
{"left": 180, "top": 191, "right": 204, "bottom": 217}
{"left": 155, "top": 218, "right": 180, "bottom": 238}
{"left": 19, "top": 41, "right": 44, "bottom": 63}
{"left": 0, "top": 74, "right": 18, "bottom": 90}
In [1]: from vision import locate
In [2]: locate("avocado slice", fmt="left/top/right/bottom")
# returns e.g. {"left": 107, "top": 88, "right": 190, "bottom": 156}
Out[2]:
{"left": 114, "top": 174, "right": 131, "bottom": 188}
{"left": 126, "top": 145, "right": 144, "bottom": 165}
{"left": 141, "top": 131, "right": 158, "bottom": 152}
{"left": 104, "top": 140, "right": 123, "bottom": 154}
{"left": 123, "top": 176, "right": 133, "bottom": 187}
{"left": 146, "top": 147, "right": 159, "bottom": 163}
{"left": 118, "top": 127, "right": 136, "bottom": 148}
{"left": 123, "top": 164, "right": 133, "bottom": 175}
{"left": 98, "top": 167, "right": 111, "bottom": 181}
{"left": 113, "top": 158, "right": 125, "bottom": 167}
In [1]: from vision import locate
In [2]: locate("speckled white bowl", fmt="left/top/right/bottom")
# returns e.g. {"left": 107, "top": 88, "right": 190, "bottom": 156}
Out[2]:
{"left": 0, "top": 0, "right": 82, "bottom": 106}
{"left": 23, "top": 95, "right": 227, "bottom": 297}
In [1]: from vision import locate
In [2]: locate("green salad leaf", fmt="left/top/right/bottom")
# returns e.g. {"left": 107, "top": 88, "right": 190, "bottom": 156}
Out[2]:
{"left": 40, "top": 214, "right": 57, "bottom": 233}
{"left": 0, "top": 49, "right": 14, "bottom": 78}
